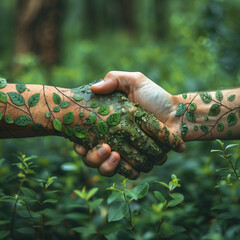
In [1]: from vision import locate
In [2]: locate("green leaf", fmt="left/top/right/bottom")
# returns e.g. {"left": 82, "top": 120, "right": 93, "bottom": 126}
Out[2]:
{"left": 16, "top": 83, "right": 26, "bottom": 93}
{"left": 5, "top": 115, "right": 13, "bottom": 124}
{"left": 153, "top": 191, "right": 166, "bottom": 203}
{"left": 189, "top": 103, "right": 197, "bottom": 111}
{"left": 200, "top": 124, "right": 209, "bottom": 134}
{"left": 53, "top": 92, "right": 61, "bottom": 104}
{"left": 200, "top": 92, "right": 212, "bottom": 103}
{"left": 96, "top": 120, "right": 108, "bottom": 134}
{"left": 155, "top": 181, "right": 169, "bottom": 189}
{"left": 90, "top": 100, "right": 99, "bottom": 108}
{"left": 28, "top": 93, "right": 40, "bottom": 107}
{"left": 0, "top": 231, "right": 10, "bottom": 239}
{"left": 84, "top": 112, "right": 97, "bottom": 125}
{"left": 64, "top": 112, "right": 74, "bottom": 124}
{"left": 53, "top": 106, "right": 60, "bottom": 112}
{"left": 0, "top": 112, "right": 2, "bottom": 121}
{"left": 59, "top": 101, "right": 70, "bottom": 108}
{"left": 0, "top": 92, "right": 7, "bottom": 103}
{"left": 89, "top": 198, "right": 103, "bottom": 212}
{"left": 22, "top": 187, "right": 37, "bottom": 199}
{"left": 45, "top": 112, "right": 51, "bottom": 118}
{"left": 180, "top": 122, "right": 188, "bottom": 137}
{"left": 108, "top": 201, "right": 127, "bottom": 222}
{"left": 216, "top": 90, "right": 223, "bottom": 101}
{"left": 186, "top": 112, "right": 195, "bottom": 122}
{"left": 107, "top": 113, "right": 121, "bottom": 126}
{"left": 217, "top": 123, "right": 224, "bottom": 131}
{"left": 107, "top": 191, "right": 123, "bottom": 204}
{"left": 79, "top": 112, "right": 84, "bottom": 117}
{"left": 194, "top": 125, "right": 198, "bottom": 131}
{"left": 208, "top": 104, "right": 220, "bottom": 116}
{"left": 86, "top": 188, "right": 98, "bottom": 201}
{"left": 32, "top": 123, "right": 43, "bottom": 131}
{"left": 204, "top": 116, "right": 209, "bottom": 121}
{"left": 0, "top": 78, "right": 7, "bottom": 88}
{"left": 182, "top": 93, "right": 187, "bottom": 99}
{"left": 64, "top": 127, "right": 73, "bottom": 137}
{"left": 15, "top": 115, "right": 31, "bottom": 126}
{"left": 175, "top": 103, "right": 186, "bottom": 116}
{"left": 73, "top": 94, "right": 83, "bottom": 101}
{"left": 43, "top": 199, "right": 58, "bottom": 204}
{"left": 227, "top": 94, "right": 235, "bottom": 101}
{"left": 17, "top": 227, "right": 34, "bottom": 235}
{"left": 53, "top": 118, "right": 62, "bottom": 132}
{"left": 8, "top": 92, "right": 25, "bottom": 106}
{"left": 168, "top": 193, "right": 184, "bottom": 207}
{"left": 98, "top": 105, "right": 110, "bottom": 115}
{"left": 227, "top": 113, "right": 237, "bottom": 126}
{"left": 127, "top": 183, "right": 149, "bottom": 200}
{"left": 225, "top": 144, "right": 238, "bottom": 150}
{"left": 73, "top": 125, "right": 89, "bottom": 138}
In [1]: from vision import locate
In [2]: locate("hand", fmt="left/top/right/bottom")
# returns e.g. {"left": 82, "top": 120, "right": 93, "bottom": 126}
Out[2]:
{"left": 74, "top": 72, "right": 185, "bottom": 179}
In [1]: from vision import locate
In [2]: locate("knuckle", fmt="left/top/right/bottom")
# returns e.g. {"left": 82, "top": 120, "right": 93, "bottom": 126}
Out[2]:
{"left": 98, "top": 166, "right": 114, "bottom": 177}
{"left": 106, "top": 71, "right": 116, "bottom": 79}
{"left": 134, "top": 71, "right": 144, "bottom": 79}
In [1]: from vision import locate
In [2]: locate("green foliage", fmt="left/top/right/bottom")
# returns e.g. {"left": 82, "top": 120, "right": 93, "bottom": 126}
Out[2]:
{"left": 14, "top": 115, "right": 31, "bottom": 127}
{"left": 53, "top": 118, "right": 62, "bottom": 132}
{"left": 28, "top": 93, "right": 40, "bottom": 107}
{"left": 8, "top": 92, "right": 25, "bottom": 106}
{"left": 175, "top": 103, "right": 186, "bottom": 116}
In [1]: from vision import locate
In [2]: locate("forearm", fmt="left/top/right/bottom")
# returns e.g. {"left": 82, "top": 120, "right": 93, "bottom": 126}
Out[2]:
{"left": 169, "top": 89, "right": 240, "bottom": 141}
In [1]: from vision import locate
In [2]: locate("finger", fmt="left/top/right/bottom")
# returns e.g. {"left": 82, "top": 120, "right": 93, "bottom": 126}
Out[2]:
{"left": 155, "top": 153, "right": 168, "bottom": 166}
{"left": 98, "top": 151, "right": 121, "bottom": 177}
{"left": 74, "top": 144, "right": 87, "bottom": 156}
{"left": 116, "top": 160, "right": 140, "bottom": 180}
{"left": 82, "top": 144, "right": 111, "bottom": 168}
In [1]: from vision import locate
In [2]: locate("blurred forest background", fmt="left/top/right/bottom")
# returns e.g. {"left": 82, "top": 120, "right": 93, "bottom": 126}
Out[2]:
{"left": 0, "top": 0, "right": 240, "bottom": 239}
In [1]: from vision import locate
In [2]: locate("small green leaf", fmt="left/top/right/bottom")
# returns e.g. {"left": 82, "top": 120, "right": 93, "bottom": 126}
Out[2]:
{"left": 200, "top": 92, "right": 212, "bottom": 103}
{"left": 153, "top": 191, "right": 166, "bottom": 203}
{"left": 45, "top": 112, "right": 51, "bottom": 118}
{"left": 168, "top": 193, "right": 184, "bottom": 207}
{"left": 32, "top": 123, "right": 43, "bottom": 131}
{"left": 186, "top": 112, "right": 195, "bottom": 123}
{"left": 4, "top": 116, "right": 13, "bottom": 124}
{"left": 73, "top": 125, "right": 89, "bottom": 138}
{"left": 204, "top": 116, "right": 209, "bottom": 121}
{"left": 96, "top": 120, "right": 108, "bottom": 134}
{"left": 98, "top": 105, "right": 110, "bottom": 115}
{"left": 53, "top": 118, "right": 62, "bottom": 132}
{"left": 53, "top": 92, "right": 61, "bottom": 104}
{"left": 53, "top": 106, "right": 60, "bottom": 112}
{"left": 194, "top": 125, "right": 198, "bottom": 131}
{"left": 189, "top": 103, "right": 197, "bottom": 111}
{"left": 180, "top": 122, "right": 188, "bottom": 137}
{"left": 155, "top": 181, "right": 169, "bottom": 189}
{"left": 28, "top": 93, "right": 40, "bottom": 107}
{"left": 59, "top": 101, "right": 70, "bottom": 108}
{"left": 64, "top": 112, "right": 74, "bottom": 124}
{"left": 86, "top": 188, "right": 98, "bottom": 201}
{"left": 107, "top": 113, "right": 121, "bottom": 126}
{"left": 16, "top": 83, "right": 26, "bottom": 93}
{"left": 227, "top": 94, "right": 235, "bottom": 102}
{"left": 0, "top": 112, "right": 2, "bottom": 121}
{"left": 227, "top": 112, "right": 237, "bottom": 126}
{"left": 64, "top": 127, "right": 73, "bottom": 137}
{"left": 90, "top": 101, "right": 99, "bottom": 108}
{"left": 217, "top": 123, "right": 224, "bottom": 131}
{"left": 15, "top": 115, "right": 31, "bottom": 126}
{"left": 84, "top": 112, "right": 97, "bottom": 125}
{"left": 208, "top": 104, "right": 220, "bottom": 116}
{"left": 216, "top": 90, "right": 223, "bottom": 101}
{"left": 0, "top": 78, "right": 7, "bottom": 88}
{"left": 108, "top": 201, "right": 127, "bottom": 222}
{"left": 182, "top": 93, "right": 187, "bottom": 99}
{"left": 131, "top": 183, "right": 149, "bottom": 200}
{"left": 0, "top": 92, "right": 7, "bottom": 103}
{"left": 200, "top": 124, "right": 209, "bottom": 134}
{"left": 176, "top": 103, "right": 186, "bottom": 116}
{"left": 8, "top": 92, "right": 25, "bottom": 106}
{"left": 73, "top": 94, "right": 83, "bottom": 101}
{"left": 0, "top": 231, "right": 10, "bottom": 239}
{"left": 79, "top": 112, "right": 84, "bottom": 117}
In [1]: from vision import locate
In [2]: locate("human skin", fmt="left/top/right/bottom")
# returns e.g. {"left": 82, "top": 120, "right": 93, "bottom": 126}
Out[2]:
{"left": 0, "top": 78, "right": 184, "bottom": 179}
{"left": 75, "top": 71, "right": 240, "bottom": 175}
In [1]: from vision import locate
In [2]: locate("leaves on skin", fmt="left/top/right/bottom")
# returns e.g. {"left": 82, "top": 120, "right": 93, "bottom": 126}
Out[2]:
{"left": 227, "top": 94, "right": 235, "bottom": 102}
{"left": 96, "top": 120, "right": 108, "bottom": 134}
{"left": 98, "top": 105, "right": 110, "bottom": 115}
{"left": 200, "top": 92, "right": 212, "bottom": 103}
{"left": 73, "top": 125, "right": 89, "bottom": 138}
{"left": 90, "top": 101, "right": 99, "bottom": 108}
{"left": 189, "top": 103, "right": 197, "bottom": 111}
{"left": 208, "top": 104, "right": 220, "bottom": 116}
{"left": 28, "top": 93, "right": 40, "bottom": 107}
{"left": 107, "top": 113, "right": 121, "bottom": 126}
{"left": 8, "top": 92, "right": 25, "bottom": 106}
{"left": 216, "top": 90, "right": 223, "bottom": 101}
{"left": 53, "top": 106, "right": 60, "bottom": 112}
{"left": 16, "top": 83, "right": 26, "bottom": 93}
{"left": 63, "top": 112, "right": 74, "bottom": 124}
{"left": 59, "top": 101, "right": 70, "bottom": 108}
{"left": 180, "top": 122, "right": 188, "bottom": 137}
{"left": 0, "top": 92, "right": 7, "bottom": 103}
{"left": 227, "top": 112, "right": 237, "bottom": 126}
{"left": 45, "top": 112, "right": 51, "bottom": 118}
{"left": 182, "top": 93, "right": 187, "bottom": 99}
{"left": 4, "top": 116, "right": 13, "bottom": 124}
{"left": 53, "top": 92, "right": 61, "bottom": 105}
{"left": 32, "top": 123, "right": 44, "bottom": 131}
{"left": 64, "top": 127, "right": 73, "bottom": 137}
{"left": 84, "top": 112, "right": 97, "bottom": 125}
{"left": 217, "top": 123, "right": 224, "bottom": 131}
{"left": 194, "top": 125, "right": 198, "bottom": 131}
{"left": 53, "top": 118, "right": 62, "bottom": 132}
{"left": 200, "top": 124, "right": 209, "bottom": 134}
{"left": 186, "top": 112, "right": 195, "bottom": 123}
{"left": 0, "top": 78, "right": 7, "bottom": 88}
{"left": 176, "top": 103, "right": 186, "bottom": 116}
{"left": 15, "top": 115, "right": 31, "bottom": 126}
{"left": 73, "top": 94, "right": 83, "bottom": 101}
{"left": 79, "top": 112, "right": 84, "bottom": 117}
{"left": 204, "top": 116, "right": 209, "bottom": 121}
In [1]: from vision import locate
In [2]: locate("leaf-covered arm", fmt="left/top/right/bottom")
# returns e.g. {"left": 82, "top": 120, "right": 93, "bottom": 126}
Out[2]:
{"left": 168, "top": 89, "right": 240, "bottom": 141}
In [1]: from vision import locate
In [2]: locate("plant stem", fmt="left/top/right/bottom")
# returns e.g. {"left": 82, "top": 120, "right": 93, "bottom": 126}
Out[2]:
{"left": 223, "top": 148, "right": 239, "bottom": 180}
